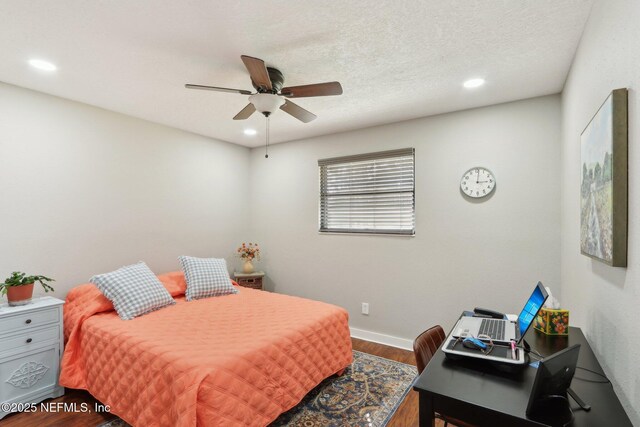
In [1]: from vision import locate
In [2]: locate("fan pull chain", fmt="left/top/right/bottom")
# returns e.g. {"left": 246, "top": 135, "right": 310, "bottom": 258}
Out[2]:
{"left": 265, "top": 116, "right": 270, "bottom": 158}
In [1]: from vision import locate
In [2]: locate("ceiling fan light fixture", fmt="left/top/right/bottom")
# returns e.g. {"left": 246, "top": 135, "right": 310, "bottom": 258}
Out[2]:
{"left": 249, "top": 93, "right": 285, "bottom": 116}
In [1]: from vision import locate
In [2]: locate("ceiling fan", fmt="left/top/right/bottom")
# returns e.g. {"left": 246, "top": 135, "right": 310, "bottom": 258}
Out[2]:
{"left": 185, "top": 55, "right": 343, "bottom": 123}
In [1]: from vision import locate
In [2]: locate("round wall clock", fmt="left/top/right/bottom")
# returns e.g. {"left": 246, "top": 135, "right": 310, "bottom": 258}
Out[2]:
{"left": 460, "top": 167, "right": 496, "bottom": 198}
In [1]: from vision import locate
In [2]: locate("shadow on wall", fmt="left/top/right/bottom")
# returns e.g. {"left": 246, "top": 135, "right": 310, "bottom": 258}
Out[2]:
{"left": 263, "top": 276, "right": 276, "bottom": 293}
{"left": 587, "top": 307, "right": 619, "bottom": 374}
{"left": 591, "top": 260, "right": 627, "bottom": 290}
{"left": 635, "top": 376, "right": 640, "bottom": 420}
{"left": 586, "top": 308, "right": 633, "bottom": 410}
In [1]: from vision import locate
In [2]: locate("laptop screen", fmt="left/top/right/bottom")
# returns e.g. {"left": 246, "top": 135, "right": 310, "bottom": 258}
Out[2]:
{"left": 517, "top": 282, "right": 549, "bottom": 338}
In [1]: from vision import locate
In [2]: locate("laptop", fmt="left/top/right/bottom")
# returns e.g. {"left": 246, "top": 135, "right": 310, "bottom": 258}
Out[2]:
{"left": 441, "top": 282, "right": 549, "bottom": 365}
{"left": 452, "top": 281, "right": 549, "bottom": 344}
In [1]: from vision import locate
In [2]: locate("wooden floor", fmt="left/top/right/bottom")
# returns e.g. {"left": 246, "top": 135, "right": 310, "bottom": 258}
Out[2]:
{"left": 1, "top": 338, "right": 443, "bottom": 427}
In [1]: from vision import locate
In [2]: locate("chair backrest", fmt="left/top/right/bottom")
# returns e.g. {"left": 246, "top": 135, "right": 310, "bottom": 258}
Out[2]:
{"left": 413, "top": 325, "right": 446, "bottom": 374}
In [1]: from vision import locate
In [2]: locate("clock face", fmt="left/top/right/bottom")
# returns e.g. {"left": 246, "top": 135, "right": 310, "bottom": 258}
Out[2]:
{"left": 461, "top": 167, "right": 496, "bottom": 198}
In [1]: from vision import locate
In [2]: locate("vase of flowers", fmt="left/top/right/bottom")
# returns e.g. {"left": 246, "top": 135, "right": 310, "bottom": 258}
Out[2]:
{"left": 237, "top": 242, "right": 260, "bottom": 274}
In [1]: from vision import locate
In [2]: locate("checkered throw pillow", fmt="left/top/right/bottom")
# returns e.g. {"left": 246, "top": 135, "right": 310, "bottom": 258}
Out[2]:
{"left": 90, "top": 262, "right": 175, "bottom": 320}
{"left": 179, "top": 256, "right": 238, "bottom": 301}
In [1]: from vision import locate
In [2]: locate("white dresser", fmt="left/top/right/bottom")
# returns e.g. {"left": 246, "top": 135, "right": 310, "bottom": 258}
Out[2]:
{"left": 0, "top": 297, "right": 65, "bottom": 419}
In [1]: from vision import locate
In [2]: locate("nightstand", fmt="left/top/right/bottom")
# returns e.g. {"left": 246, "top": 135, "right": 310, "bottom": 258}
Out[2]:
{"left": 233, "top": 271, "right": 265, "bottom": 290}
{"left": 0, "top": 297, "right": 65, "bottom": 419}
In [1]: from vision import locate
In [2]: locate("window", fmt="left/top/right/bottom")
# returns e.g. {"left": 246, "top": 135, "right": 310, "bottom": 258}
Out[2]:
{"left": 318, "top": 148, "right": 415, "bottom": 235}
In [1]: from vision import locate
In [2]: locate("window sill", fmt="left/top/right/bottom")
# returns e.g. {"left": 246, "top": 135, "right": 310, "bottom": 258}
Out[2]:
{"left": 318, "top": 231, "right": 415, "bottom": 237}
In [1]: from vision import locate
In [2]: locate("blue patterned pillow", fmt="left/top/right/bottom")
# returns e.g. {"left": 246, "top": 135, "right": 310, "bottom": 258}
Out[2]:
{"left": 90, "top": 262, "right": 175, "bottom": 320}
{"left": 178, "top": 256, "right": 238, "bottom": 301}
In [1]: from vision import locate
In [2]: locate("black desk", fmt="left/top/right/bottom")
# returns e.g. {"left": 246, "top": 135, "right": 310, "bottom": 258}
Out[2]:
{"left": 413, "top": 326, "right": 632, "bottom": 426}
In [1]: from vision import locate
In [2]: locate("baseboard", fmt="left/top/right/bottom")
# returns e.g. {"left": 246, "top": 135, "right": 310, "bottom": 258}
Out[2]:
{"left": 350, "top": 327, "right": 413, "bottom": 351}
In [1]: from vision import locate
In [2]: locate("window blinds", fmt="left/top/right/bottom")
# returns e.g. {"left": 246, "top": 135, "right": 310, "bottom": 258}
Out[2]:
{"left": 319, "top": 148, "right": 415, "bottom": 235}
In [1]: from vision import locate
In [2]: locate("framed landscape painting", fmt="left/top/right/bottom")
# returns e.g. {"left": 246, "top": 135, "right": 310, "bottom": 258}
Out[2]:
{"left": 580, "top": 88, "right": 628, "bottom": 267}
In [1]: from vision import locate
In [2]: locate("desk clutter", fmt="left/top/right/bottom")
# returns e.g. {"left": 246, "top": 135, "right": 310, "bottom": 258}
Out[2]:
{"left": 413, "top": 281, "right": 631, "bottom": 426}
{"left": 534, "top": 307, "right": 570, "bottom": 336}
{"left": 442, "top": 282, "right": 550, "bottom": 366}
{"left": 445, "top": 337, "right": 516, "bottom": 360}
{"left": 533, "top": 286, "right": 570, "bottom": 336}
{"left": 414, "top": 325, "right": 632, "bottom": 427}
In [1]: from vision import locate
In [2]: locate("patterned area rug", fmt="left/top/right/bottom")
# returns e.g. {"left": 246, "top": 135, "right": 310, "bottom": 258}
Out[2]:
{"left": 98, "top": 350, "right": 416, "bottom": 427}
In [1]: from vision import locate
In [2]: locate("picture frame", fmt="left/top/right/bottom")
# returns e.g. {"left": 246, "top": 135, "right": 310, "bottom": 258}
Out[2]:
{"left": 580, "top": 88, "right": 628, "bottom": 267}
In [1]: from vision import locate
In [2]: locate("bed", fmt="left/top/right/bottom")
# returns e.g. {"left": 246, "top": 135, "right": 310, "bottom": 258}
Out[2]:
{"left": 59, "top": 271, "right": 353, "bottom": 426}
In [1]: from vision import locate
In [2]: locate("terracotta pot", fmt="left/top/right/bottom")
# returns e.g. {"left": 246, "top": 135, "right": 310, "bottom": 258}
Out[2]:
{"left": 242, "top": 260, "right": 255, "bottom": 274}
{"left": 7, "top": 283, "right": 35, "bottom": 306}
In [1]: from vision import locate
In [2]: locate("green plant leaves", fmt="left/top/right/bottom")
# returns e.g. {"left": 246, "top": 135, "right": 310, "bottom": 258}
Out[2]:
{"left": 0, "top": 271, "right": 55, "bottom": 295}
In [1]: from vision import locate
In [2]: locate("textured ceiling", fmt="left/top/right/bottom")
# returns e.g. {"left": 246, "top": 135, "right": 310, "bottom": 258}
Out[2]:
{"left": 0, "top": 1, "right": 593, "bottom": 147}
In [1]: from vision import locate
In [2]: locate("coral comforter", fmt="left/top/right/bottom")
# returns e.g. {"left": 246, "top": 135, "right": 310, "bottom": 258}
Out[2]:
{"left": 59, "top": 272, "right": 353, "bottom": 426}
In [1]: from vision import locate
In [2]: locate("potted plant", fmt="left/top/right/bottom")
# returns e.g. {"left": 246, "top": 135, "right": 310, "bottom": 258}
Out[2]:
{"left": 0, "top": 272, "right": 55, "bottom": 306}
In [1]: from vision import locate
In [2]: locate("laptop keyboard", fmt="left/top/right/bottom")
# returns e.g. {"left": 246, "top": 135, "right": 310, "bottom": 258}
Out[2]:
{"left": 478, "top": 318, "right": 506, "bottom": 341}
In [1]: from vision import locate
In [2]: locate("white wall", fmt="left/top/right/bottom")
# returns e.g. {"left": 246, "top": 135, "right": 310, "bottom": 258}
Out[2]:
{"left": 0, "top": 82, "right": 250, "bottom": 298}
{"left": 249, "top": 95, "right": 561, "bottom": 341}
{"left": 560, "top": 0, "right": 640, "bottom": 423}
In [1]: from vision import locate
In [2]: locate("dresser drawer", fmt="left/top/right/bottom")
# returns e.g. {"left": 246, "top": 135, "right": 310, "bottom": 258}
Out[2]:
{"left": 0, "top": 344, "right": 60, "bottom": 404}
{"left": 237, "top": 277, "right": 263, "bottom": 289}
{"left": 0, "top": 307, "right": 59, "bottom": 334}
{"left": 0, "top": 326, "right": 60, "bottom": 355}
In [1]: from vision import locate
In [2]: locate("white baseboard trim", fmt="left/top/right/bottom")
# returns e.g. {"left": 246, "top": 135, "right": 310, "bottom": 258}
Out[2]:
{"left": 350, "top": 327, "right": 413, "bottom": 351}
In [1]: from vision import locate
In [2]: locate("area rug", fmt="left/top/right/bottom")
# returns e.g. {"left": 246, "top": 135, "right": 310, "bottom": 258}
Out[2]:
{"left": 97, "top": 350, "right": 417, "bottom": 427}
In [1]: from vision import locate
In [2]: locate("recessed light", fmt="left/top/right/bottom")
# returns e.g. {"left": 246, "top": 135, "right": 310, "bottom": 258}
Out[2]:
{"left": 243, "top": 129, "right": 257, "bottom": 136}
{"left": 463, "top": 78, "right": 485, "bottom": 88}
{"left": 28, "top": 59, "right": 57, "bottom": 71}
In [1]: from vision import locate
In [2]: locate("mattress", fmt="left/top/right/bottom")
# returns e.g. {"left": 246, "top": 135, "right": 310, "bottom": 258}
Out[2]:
{"left": 59, "top": 271, "right": 353, "bottom": 426}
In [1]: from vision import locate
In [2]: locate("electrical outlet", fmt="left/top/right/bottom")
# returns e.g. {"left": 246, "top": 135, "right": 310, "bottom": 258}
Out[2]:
{"left": 361, "top": 302, "right": 369, "bottom": 315}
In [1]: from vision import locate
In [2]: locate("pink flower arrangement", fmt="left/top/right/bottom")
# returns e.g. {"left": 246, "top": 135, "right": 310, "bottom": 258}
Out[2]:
{"left": 237, "top": 242, "right": 260, "bottom": 261}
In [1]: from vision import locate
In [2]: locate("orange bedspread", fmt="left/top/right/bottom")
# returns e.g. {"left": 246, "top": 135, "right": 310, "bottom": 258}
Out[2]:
{"left": 59, "top": 271, "right": 353, "bottom": 426}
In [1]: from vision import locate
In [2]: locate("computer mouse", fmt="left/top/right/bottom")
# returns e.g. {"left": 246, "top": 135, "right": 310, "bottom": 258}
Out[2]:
{"left": 462, "top": 337, "right": 488, "bottom": 350}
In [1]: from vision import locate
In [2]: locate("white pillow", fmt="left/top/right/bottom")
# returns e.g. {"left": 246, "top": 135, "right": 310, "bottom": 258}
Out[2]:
{"left": 178, "top": 256, "right": 238, "bottom": 301}
{"left": 90, "top": 262, "right": 175, "bottom": 320}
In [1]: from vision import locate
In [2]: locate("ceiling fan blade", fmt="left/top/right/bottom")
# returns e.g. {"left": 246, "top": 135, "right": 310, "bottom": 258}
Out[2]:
{"left": 280, "top": 81, "right": 343, "bottom": 98}
{"left": 280, "top": 100, "right": 317, "bottom": 123}
{"left": 240, "top": 55, "right": 273, "bottom": 91}
{"left": 185, "top": 84, "right": 252, "bottom": 95}
{"left": 233, "top": 103, "right": 256, "bottom": 120}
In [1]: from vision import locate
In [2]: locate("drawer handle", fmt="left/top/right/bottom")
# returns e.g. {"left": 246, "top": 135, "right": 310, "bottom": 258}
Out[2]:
{"left": 26, "top": 338, "right": 33, "bottom": 344}
{"left": 25, "top": 319, "right": 32, "bottom": 324}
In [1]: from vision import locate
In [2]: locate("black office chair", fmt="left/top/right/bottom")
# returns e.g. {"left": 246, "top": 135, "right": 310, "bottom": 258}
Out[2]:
{"left": 413, "top": 325, "right": 475, "bottom": 427}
